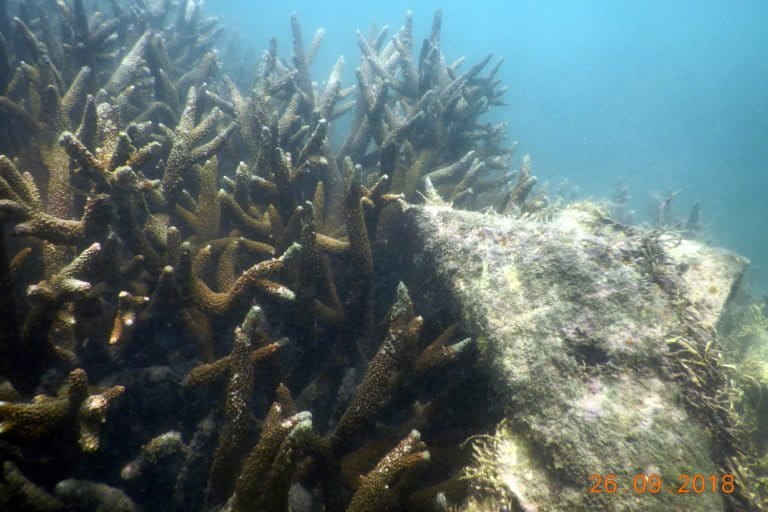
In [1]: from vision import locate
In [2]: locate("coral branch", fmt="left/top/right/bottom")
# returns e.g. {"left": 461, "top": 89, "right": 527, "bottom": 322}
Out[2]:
{"left": 0, "top": 368, "right": 123, "bottom": 452}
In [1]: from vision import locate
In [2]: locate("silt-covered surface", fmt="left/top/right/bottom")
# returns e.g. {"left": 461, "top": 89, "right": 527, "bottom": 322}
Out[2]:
{"left": 396, "top": 202, "right": 748, "bottom": 511}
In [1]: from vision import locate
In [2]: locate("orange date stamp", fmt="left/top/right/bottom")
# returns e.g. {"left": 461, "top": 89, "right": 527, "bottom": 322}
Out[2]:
{"left": 589, "top": 473, "right": 736, "bottom": 495}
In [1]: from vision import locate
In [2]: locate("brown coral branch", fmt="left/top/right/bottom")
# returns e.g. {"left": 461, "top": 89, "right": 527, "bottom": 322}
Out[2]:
{"left": 332, "top": 282, "right": 421, "bottom": 452}
{"left": 0, "top": 368, "right": 123, "bottom": 452}
{"left": 161, "top": 86, "right": 235, "bottom": 204}
{"left": 231, "top": 383, "right": 312, "bottom": 512}
{"left": 205, "top": 307, "right": 263, "bottom": 506}
{"left": 345, "top": 430, "right": 430, "bottom": 512}
{"left": 191, "top": 243, "right": 298, "bottom": 316}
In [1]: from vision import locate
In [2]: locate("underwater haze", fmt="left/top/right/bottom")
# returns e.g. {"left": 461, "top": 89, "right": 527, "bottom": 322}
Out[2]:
{"left": 208, "top": 0, "right": 768, "bottom": 293}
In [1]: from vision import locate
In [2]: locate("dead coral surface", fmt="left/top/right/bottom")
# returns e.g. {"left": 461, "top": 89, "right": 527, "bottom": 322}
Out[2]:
{"left": 396, "top": 202, "right": 758, "bottom": 511}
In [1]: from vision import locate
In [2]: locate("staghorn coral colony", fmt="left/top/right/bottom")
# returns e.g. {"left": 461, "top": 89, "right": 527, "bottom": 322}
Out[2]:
{"left": 0, "top": 1, "right": 538, "bottom": 510}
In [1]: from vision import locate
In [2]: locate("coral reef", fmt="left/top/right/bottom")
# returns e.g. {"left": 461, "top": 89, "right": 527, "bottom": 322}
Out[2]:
{"left": 0, "top": 1, "right": 511, "bottom": 510}
{"left": 0, "top": 1, "right": 762, "bottom": 511}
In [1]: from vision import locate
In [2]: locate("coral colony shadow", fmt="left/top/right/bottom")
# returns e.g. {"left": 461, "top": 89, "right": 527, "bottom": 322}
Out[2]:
{"left": 0, "top": 1, "right": 766, "bottom": 511}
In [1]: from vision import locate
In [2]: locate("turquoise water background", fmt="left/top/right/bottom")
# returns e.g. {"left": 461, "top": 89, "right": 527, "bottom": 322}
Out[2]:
{"left": 207, "top": 0, "right": 768, "bottom": 294}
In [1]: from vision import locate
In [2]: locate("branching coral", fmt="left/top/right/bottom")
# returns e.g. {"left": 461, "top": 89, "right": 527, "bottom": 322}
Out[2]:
{"left": 346, "top": 429, "right": 431, "bottom": 512}
{"left": 340, "top": 10, "right": 517, "bottom": 209}
{"left": 0, "top": 367, "right": 123, "bottom": 452}
{"left": 230, "top": 384, "right": 313, "bottom": 512}
{"left": 203, "top": 306, "right": 261, "bottom": 506}
{"left": 159, "top": 86, "right": 235, "bottom": 205}
{"left": 331, "top": 282, "right": 422, "bottom": 451}
{"left": 0, "top": 2, "right": 526, "bottom": 510}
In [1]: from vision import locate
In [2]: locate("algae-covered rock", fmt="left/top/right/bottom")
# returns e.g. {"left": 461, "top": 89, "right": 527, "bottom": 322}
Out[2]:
{"left": 395, "top": 202, "right": 750, "bottom": 511}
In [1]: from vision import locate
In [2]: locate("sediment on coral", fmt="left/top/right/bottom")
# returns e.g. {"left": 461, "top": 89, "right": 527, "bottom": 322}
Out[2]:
{"left": 0, "top": 1, "right": 513, "bottom": 510}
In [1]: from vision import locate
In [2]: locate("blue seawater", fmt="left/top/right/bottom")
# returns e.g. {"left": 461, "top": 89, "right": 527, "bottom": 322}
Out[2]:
{"left": 208, "top": 0, "right": 768, "bottom": 293}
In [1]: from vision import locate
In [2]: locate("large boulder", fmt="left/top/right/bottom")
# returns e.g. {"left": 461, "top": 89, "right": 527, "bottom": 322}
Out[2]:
{"left": 392, "top": 202, "right": 751, "bottom": 511}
